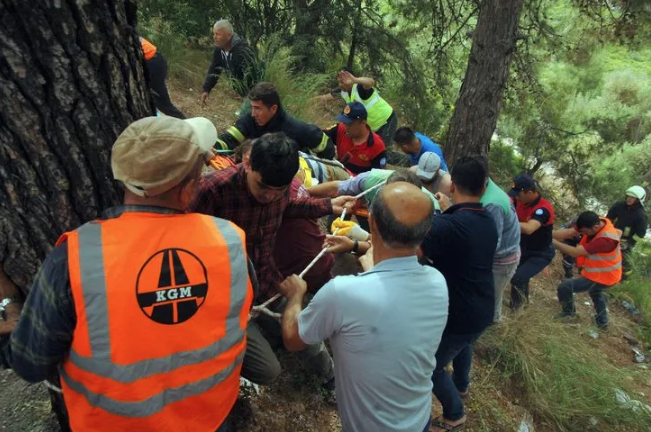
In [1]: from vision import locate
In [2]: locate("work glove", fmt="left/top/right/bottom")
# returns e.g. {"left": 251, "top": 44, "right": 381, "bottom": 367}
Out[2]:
{"left": 331, "top": 218, "right": 370, "bottom": 241}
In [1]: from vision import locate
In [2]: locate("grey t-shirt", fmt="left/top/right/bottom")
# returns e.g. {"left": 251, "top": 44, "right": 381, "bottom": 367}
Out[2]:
{"left": 298, "top": 256, "right": 449, "bottom": 432}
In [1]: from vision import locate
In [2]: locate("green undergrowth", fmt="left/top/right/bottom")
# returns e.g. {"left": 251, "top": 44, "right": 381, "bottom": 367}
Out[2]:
{"left": 479, "top": 307, "right": 651, "bottom": 432}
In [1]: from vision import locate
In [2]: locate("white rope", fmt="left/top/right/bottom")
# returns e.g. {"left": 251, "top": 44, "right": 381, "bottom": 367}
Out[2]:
{"left": 248, "top": 180, "right": 386, "bottom": 321}
{"left": 44, "top": 380, "right": 62, "bottom": 393}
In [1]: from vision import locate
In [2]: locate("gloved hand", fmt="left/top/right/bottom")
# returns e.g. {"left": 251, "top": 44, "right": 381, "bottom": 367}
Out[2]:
{"left": 331, "top": 218, "right": 370, "bottom": 241}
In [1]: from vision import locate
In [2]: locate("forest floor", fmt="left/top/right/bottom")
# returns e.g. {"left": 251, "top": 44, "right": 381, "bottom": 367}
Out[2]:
{"left": 0, "top": 83, "right": 649, "bottom": 432}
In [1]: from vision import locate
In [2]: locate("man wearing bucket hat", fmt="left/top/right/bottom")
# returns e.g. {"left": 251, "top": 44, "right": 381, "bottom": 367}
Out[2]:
{"left": 2, "top": 116, "right": 254, "bottom": 432}
{"left": 606, "top": 185, "right": 648, "bottom": 278}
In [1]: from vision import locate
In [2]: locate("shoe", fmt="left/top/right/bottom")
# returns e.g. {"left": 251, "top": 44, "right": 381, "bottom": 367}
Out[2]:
{"left": 564, "top": 269, "right": 574, "bottom": 279}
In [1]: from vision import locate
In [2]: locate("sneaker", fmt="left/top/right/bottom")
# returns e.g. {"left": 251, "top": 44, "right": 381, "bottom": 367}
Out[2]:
{"left": 564, "top": 268, "right": 574, "bottom": 279}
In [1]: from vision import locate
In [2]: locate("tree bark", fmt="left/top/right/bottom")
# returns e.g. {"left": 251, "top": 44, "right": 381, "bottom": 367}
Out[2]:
{"left": 0, "top": 0, "right": 154, "bottom": 293}
{"left": 444, "top": 0, "right": 525, "bottom": 163}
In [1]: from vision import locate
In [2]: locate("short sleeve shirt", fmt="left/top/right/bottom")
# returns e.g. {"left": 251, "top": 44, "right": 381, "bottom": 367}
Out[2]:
{"left": 298, "top": 256, "right": 448, "bottom": 432}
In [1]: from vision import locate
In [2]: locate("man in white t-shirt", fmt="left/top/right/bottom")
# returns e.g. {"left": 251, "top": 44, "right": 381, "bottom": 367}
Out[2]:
{"left": 278, "top": 182, "right": 449, "bottom": 432}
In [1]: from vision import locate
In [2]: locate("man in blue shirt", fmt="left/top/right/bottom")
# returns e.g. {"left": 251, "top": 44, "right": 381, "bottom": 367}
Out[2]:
{"left": 278, "top": 182, "right": 449, "bottom": 432}
{"left": 394, "top": 127, "right": 449, "bottom": 170}
{"left": 420, "top": 155, "right": 498, "bottom": 432}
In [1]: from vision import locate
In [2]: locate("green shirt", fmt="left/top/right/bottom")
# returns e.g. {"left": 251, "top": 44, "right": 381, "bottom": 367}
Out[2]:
{"left": 362, "top": 169, "right": 441, "bottom": 211}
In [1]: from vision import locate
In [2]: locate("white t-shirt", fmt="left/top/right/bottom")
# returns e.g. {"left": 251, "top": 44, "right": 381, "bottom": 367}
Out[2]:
{"left": 298, "top": 256, "right": 449, "bottom": 432}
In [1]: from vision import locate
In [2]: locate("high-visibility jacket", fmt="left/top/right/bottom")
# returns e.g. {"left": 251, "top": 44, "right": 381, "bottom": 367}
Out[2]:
{"left": 57, "top": 210, "right": 253, "bottom": 432}
{"left": 341, "top": 84, "right": 393, "bottom": 131}
{"left": 576, "top": 218, "right": 623, "bottom": 286}
{"left": 140, "top": 37, "right": 157, "bottom": 61}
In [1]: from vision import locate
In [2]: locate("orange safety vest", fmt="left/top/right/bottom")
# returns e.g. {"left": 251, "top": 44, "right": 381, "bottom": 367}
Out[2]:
{"left": 57, "top": 210, "right": 253, "bottom": 432}
{"left": 141, "top": 37, "right": 157, "bottom": 60}
{"left": 576, "top": 218, "right": 622, "bottom": 286}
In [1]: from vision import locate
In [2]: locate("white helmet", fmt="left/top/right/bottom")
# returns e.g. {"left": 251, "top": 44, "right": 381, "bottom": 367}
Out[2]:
{"left": 626, "top": 185, "right": 646, "bottom": 204}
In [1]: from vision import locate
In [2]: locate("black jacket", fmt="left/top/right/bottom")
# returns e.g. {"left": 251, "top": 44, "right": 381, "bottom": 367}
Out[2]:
{"left": 606, "top": 201, "right": 648, "bottom": 248}
{"left": 216, "top": 106, "right": 335, "bottom": 160}
{"left": 202, "top": 33, "right": 259, "bottom": 96}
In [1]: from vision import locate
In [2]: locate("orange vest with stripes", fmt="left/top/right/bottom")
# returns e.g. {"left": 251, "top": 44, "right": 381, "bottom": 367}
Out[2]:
{"left": 57, "top": 210, "right": 253, "bottom": 432}
{"left": 141, "top": 37, "right": 157, "bottom": 60}
{"left": 576, "top": 218, "right": 622, "bottom": 286}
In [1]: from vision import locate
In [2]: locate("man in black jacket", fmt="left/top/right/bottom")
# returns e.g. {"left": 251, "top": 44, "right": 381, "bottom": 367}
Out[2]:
{"left": 215, "top": 83, "right": 336, "bottom": 160}
{"left": 200, "top": 19, "right": 259, "bottom": 107}
{"left": 607, "top": 185, "right": 648, "bottom": 278}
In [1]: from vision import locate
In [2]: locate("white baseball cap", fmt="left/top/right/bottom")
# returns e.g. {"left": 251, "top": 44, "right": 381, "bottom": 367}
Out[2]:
{"left": 416, "top": 152, "right": 441, "bottom": 182}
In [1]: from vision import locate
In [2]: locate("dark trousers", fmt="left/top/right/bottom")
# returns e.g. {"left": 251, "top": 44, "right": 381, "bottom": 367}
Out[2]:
{"left": 432, "top": 331, "right": 482, "bottom": 421}
{"left": 558, "top": 276, "right": 609, "bottom": 327}
{"left": 242, "top": 301, "right": 334, "bottom": 386}
{"left": 144, "top": 53, "right": 186, "bottom": 119}
{"left": 376, "top": 111, "right": 398, "bottom": 146}
{"left": 510, "top": 246, "right": 554, "bottom": 309}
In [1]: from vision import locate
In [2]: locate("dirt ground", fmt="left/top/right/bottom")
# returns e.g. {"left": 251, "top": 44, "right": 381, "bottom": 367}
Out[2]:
{"left": 0, "top": 82, "right": 649, "bottom": 432}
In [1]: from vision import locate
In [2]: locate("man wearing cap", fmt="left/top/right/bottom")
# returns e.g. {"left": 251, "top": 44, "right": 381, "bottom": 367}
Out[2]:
{"left": 394, "top": 127, "right": 449, "bottom": 170}
{"left": 606, "top": 185, "right": 648, "bottom": 279}
{"left": 2, "top": 117, "right": 255, "bottom": 432}
{"left": 324, "top": 102, "right": 387, "bottom": 174}
{"left": 508, "top": 173, "right": 556, "bottom": 310}
{"left": 411, "top": 152, "right": 451, "bottom": 197}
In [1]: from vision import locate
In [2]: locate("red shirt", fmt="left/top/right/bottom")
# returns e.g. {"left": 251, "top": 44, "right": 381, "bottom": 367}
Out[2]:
{"left": 325, "top": 123, "right": 387, "bottom": 174}
{"left": 190, "top": 165, "right": 332, "bottom": 301}
{"left": 515, "top": 195, "right": 555, "bottom": 251}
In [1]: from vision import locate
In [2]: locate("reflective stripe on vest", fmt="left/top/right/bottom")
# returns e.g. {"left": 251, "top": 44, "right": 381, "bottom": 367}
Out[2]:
{"left": 578, "top": 218, "right": 622, "bottom": 286}
{"left": 342, "top": 85, "right": 393, "bottom": 131}
{"left": 226, "top": 126, "right": 246, "bottom": 144}
{"left": 60, "top": 213, "right": 251, "bottom": 429}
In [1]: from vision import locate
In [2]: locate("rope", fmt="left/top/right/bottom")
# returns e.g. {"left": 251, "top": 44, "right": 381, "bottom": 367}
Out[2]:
{"left": 248, "top": 180, "right": 387, "bottom": 321}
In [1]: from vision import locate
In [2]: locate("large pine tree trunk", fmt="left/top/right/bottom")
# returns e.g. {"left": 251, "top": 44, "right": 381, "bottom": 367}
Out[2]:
{"left": 0, "top": 0, "right": 154, "bottom": 293}
{"left": 445, "top": 0, "right": 525, "bottom": 162}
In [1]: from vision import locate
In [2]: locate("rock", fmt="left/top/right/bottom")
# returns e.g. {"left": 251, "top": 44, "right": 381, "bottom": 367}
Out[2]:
{"left": 587, "top": 329, "right": 599, "bottom": 339}
{"left": 632, "top": 347, "right": 646, "bottom": 363}
{"left": 583, "top": 301, "right": 591, "bottom": 306}
{"left": 623, "top": 333, "right": 639, "bottom": 346}
{"left": 517, "top": 412, "right": 534, "bottom": 432}
{"left": 621, "top": 300, "right": 640, "bottom": 315}
{"left": 588, "top": 417, "right": 599, "bottom": 429}
{"left": 614, "top": 388, "right": 651, "bottom": 416}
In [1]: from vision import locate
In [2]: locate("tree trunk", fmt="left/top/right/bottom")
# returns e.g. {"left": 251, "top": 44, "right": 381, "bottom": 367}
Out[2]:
{"left": 444, "top": 0, "right": 525, "bottom": 163}
{"left": 0, "top": 0, "right": 154, "bottom": 294}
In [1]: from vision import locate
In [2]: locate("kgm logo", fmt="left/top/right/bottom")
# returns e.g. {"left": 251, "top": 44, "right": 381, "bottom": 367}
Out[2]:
{"left": 136, "top": 249, "right": 208, "bottom": 325}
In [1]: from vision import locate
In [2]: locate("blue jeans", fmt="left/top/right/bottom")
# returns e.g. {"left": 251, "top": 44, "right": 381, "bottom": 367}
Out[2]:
{"left": 510, "top": 246, "right": 554, "bottom": 309}
{"left": 432, "top": 332, "right": 482, "bottom": 421}
{"left": 557, "top": 276, "right": 609, "bottom": 328}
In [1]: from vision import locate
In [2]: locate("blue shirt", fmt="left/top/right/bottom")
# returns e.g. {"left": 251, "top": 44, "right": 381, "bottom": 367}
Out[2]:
{"left": 421, "top": 202, "right": 497, "bottom": 335}
{"left": 412, "top": 133, "right": 449, "bottom": 171}
{"left": 298, "top": 256, "right": 449, "bottom": 432}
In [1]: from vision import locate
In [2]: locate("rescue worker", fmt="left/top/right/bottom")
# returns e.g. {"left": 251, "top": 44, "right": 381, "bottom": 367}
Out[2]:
{"left": 411, "top": 152, "right": 451, "bottom": 197}
{"left": 215, "top": 82, "right": 335, "bottom": 160}
{"left": 2, "top": 117, "right": 254, "bottom": 432}
{"left": 552, "top": 211, "right": 623, "bottom": 329}
{"left": 508, "top": 174, "right": 556, "bottom": 310}
{"left": 606, "top": 185, "right": 648, "bottom": 278}
{"left": 337, "top": 68, "right": 398, "bottom": 146}
{"left": 141, "top": 37, "right": 186, "bottom": 119}
{"left": 200, "top": 19, "right": 260, "bottom": 112}
{"left": 325, "top": 102, "right": 387, "bottom": 174}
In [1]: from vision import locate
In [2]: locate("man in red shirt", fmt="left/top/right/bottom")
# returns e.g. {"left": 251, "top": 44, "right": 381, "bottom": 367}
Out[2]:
{"left": 325, "top": 102, "right": 387, "bottom": 174}
{"left": 552, "top": 211, "right": 622, "bottom": 329}
{"left": 191, "top": 133, "right": 354, "bottom": 388}
{"left": 508, "top": 174, "right": 556, "bottom": 310}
